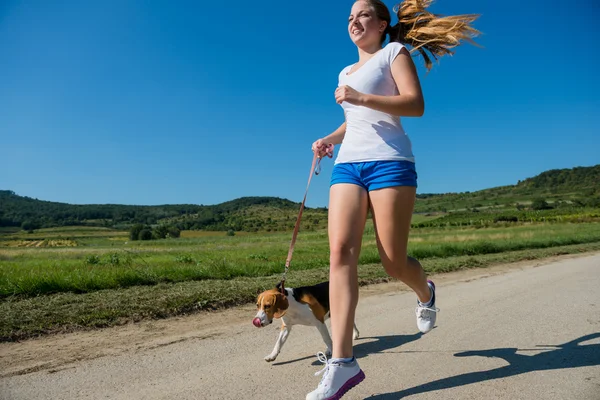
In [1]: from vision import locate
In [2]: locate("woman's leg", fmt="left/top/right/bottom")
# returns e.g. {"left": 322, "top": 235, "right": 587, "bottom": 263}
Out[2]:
{"left": 306, "top": 170, "right": 369, "bottom": 400}
{"left": 369, "top": 186, "right": 437, "bottom": 332}
{"left": 328, "top": 183, "right": 369, "bottom": 359}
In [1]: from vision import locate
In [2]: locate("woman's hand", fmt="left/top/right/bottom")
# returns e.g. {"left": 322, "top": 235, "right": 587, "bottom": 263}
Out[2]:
{"left": 312, "top": 139, "right": 333, "bottom": 158}
{"left": 335, "top": 85, "right": 364, "bottom": 105}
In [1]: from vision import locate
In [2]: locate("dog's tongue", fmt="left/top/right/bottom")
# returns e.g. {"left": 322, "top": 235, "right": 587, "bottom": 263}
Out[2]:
{"left": 252, "top": 318, "right": 262, "bottom": 328}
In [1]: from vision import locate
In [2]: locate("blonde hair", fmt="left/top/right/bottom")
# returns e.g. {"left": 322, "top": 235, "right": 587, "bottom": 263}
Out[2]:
{"left": 360, "top": 0, "right": 481, "bottom": 71}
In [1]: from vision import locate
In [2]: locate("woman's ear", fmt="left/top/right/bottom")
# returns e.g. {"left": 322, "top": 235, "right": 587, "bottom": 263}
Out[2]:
{"left": 380, "top": 20, "right": 388, "bottom": 33}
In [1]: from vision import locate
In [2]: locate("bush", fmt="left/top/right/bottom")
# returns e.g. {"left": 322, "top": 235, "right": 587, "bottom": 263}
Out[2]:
{"left": 130, "top": 224, "right": 145, "bottom": 241}
{"left": 138, "top": 229, "right": 153, "bottom": 241}
{"left": 167, "top": 226, "right": 181, "bottom": 238}
{"left": 494, "top": 215, "right": 518, "bottom": 223}
{"left": 108, "top": 253, "right": 120, "bottom": 265}
{"left": 175, "top": 254, "right": 194, "bottom": 264}
{"left": 85, "top": 255, "right": 101, "bottom": 265}
{"left": 531, "top": 198, "right": 552, "bottom": 210}
{"left": 152, "top": 225, "right": 169, "bottom": 240}
{"left": 226, "top": 229, "right": 235, "bottom": 236}
{"left": 131, "top": 224, "right": 179, "bottom": 240}
{"left": 21, "top": 220, "right": 39, "bottom": 232}
{"left": 586, "top": 197, "right": 600, "bottom": 208}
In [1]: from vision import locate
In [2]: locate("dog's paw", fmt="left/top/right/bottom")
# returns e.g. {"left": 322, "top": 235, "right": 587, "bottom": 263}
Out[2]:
{"left": 264, "top": 354, "right": 278, "bottom": 362}
{"left": 353, "top": 331, "right": 360, "bottom": 340}
{"left": 325, "top": 348, "right": 332, "bottom": 358}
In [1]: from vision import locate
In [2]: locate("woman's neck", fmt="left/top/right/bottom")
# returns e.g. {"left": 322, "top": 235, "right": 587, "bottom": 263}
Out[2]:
{"left": 357, "top": 43, "right": 383, "bottom": 62}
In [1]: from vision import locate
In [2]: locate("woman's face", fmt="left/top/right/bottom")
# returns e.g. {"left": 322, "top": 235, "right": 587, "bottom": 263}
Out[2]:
{"left": 348, "top": 1, "right": 386, "bottom": 47}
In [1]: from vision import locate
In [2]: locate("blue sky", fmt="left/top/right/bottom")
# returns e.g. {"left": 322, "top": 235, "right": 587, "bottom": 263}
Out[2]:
{"left": 1, "top": 0, "right": 598, "bottom": 207}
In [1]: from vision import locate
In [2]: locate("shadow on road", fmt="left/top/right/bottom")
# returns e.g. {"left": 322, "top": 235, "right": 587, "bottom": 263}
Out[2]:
{"left": 367, "top": 332, "right": 600, "bottom": 399}
{"left": 272, "top": 332, "right": 423, "bottom": 367}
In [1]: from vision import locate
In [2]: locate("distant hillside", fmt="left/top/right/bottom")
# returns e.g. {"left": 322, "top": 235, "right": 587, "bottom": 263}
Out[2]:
{"left": 0, "top": 192, "right": 326, "bottom": 232}
{"left": 517, "top": 165, "right": 600, "bottom": 192}
{"left": 414, "top": 164, "right": 599, "bottom": 213}
{"left": 2, "top": 164, "right": 598, "bottom": 231}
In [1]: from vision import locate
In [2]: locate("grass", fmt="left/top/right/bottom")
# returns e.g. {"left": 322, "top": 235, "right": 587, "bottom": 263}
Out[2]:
{"left": 2, "top": 221, "right": 600, "bottom": 341}
{"left": 180, "top": 230, "right": 255, "bottom": 238}
{"left": 2, "top": 223, "right": 600, "bottom": 298}
{"left": 0, "top": 226, "right": 124, "bottom": 238}
{"left": 415, "top": 207, "right": 600, "bottom": 228}
{"left": 2, "top": 241, "right": 599, "bottom": 342}
{"left": 409, "top": 213, "right": 441, "bottom": 225}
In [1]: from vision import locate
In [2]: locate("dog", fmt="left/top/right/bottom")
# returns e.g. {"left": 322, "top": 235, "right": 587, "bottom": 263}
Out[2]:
{"left": 253, "top": 281, "right": 360, "bottom": 362}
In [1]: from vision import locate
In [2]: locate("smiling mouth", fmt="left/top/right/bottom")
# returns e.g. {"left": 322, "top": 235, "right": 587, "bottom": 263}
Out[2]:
{"left": 352, "top": 29, "right": 363, "bottom": 35}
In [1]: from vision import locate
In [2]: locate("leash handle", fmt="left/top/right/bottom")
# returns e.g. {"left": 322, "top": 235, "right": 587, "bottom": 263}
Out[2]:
{"left": 281, "top": 144, "right": 334, "bottom": 284}
{"left": 315, "top": 144, "right": 334, "bottom": 176}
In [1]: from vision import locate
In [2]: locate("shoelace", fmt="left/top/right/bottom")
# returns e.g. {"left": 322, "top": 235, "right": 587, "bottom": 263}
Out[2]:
{"left": 416, "top": 306, "right": 440, "bottom": 320}
{"left": 314, "top": 352, "right": 341, "bottom": 390}
{"left": 314, "top": 352, "right": 330, "bottom": 377}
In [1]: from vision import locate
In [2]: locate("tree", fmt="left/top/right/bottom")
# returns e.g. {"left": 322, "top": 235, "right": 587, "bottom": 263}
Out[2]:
{"left": 152, "top": 225, "right": 169, "bottom": 239}
{"left": 531, "top": 198, "right": 551, "bottom": 210}
{"left": 130, "top": 224, "right": 145, "bottom": 241}
{"left": 21, "top": 220, "right": 39, "bottom": 232}
{"left": 138, "top": 229, "right": 153, "bottom": 241}
{"left": 586, "top": 197, "right": 600, "bottom": 208}
{"left": 167, "top": 226, "right": 181, "bottom": 238}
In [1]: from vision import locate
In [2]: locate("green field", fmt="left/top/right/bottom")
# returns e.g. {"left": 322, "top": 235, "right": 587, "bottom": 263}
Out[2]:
{"left": 2, "top": 219, "right": 600, "bottom": 341}
{"left": 2, "top": 222, "right": 600, "bottom": 299}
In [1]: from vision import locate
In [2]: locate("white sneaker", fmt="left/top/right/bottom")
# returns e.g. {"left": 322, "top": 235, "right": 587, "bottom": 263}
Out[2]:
{"left": 306, "top": 352, "right": 365, "bottom": 400}
{"left": 416, "top": 280, "right": 439, "bottom": 333}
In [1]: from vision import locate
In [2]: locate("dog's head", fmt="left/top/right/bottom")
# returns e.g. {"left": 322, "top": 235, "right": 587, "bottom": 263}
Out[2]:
{"left": 253, "top": 287, "right": 289, "bottom": 328}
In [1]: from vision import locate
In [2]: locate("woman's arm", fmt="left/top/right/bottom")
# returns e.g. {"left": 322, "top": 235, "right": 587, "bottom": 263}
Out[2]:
{"left": 335, "top": 48, "right": 425, "bottom": 117}
{"left": 322, "top": 122, "right": 346, "bottom": 145}
{"left": 312, "top": 122, "right": 346, "bottom": 157}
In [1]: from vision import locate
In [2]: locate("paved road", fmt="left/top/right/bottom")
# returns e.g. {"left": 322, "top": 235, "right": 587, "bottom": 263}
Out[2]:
{"left": 2, "top": 255, "right": 600, "bottom": 400}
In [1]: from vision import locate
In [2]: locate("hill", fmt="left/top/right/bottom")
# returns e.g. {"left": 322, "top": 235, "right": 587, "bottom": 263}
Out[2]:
{"left": 1, "top": 164, "right": 598, "bottom": 232}
{"left": 0, "top": 192, "right": 326, "bottom": 232}
{"left": 414, "top": 164, "right": 599, "bottom": 213}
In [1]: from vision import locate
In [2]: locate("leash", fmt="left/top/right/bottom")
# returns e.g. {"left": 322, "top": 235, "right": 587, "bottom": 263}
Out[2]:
{"left": 279, "top": 144, "right": 333, "bottom": 293}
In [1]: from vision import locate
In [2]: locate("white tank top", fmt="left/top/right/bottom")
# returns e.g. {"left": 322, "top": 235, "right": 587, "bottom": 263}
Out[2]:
{"left": 335, "top": 42, "right": 415, "bottom": 164}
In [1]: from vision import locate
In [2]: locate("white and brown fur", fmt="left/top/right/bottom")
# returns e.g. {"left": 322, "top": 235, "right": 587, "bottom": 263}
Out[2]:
{"left": 253, "top": 281, "right": 360, "bottom": 362}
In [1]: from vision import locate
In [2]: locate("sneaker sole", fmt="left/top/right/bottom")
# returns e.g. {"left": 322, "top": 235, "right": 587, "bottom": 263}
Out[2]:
{"left": 427, "top": 280, "right": 435, "bottom": 291}
{"left": 326, "top": 370, "right": 365, "bottom": 400}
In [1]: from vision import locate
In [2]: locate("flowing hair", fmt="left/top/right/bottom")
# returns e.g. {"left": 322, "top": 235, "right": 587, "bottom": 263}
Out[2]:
{"left": 362, "top": 0, "right": 482, "bottom": 71}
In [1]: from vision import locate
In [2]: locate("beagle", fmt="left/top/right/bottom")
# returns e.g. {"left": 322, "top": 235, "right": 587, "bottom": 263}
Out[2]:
{"left": 253, "top": 281, "right": 360, "bottom": 362}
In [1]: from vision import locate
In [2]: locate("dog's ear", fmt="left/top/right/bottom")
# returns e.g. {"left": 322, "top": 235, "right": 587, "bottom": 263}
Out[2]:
{"left": 276, "top": 280, "right": 286, "bottom": 295}
{"left": 255, "top": 292, "right": 263, "bottom": 308}
{"left": 273, "top": 293, "right": 289, "bottom": 319}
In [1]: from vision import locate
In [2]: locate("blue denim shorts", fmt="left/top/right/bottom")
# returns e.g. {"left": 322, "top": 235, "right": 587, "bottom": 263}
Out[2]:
{"left": 330, "top": 160, "right": 417, "bottom": 191}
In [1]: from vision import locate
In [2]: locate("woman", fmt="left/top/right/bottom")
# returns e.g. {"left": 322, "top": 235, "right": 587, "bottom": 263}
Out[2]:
{"left": 307, "top": 1, "right": 480, "bottom": 399}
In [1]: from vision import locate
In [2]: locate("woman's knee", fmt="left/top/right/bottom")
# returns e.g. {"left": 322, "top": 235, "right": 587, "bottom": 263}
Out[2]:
{"left": 329, "top": 242, "right": 360, "bottom": 270}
